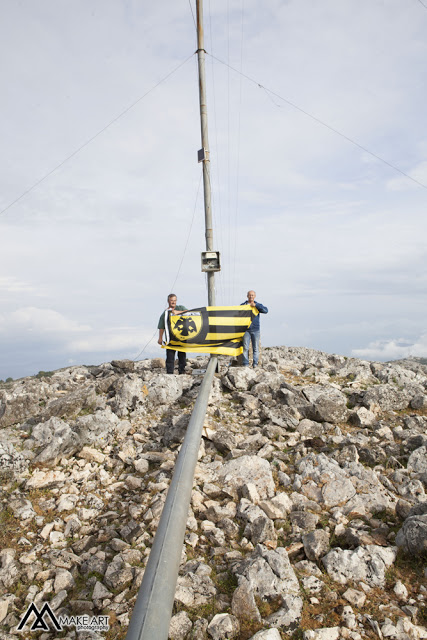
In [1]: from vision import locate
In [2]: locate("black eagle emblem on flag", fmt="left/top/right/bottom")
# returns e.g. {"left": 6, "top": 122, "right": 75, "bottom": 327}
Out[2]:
{"left": 175, "top": 316, "right": 197, "bottom": 338}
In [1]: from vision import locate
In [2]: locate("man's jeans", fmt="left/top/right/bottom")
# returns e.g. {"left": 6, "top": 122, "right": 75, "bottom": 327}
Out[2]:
{"left": 242, "top": 330, "right": 260, "bottom": 367}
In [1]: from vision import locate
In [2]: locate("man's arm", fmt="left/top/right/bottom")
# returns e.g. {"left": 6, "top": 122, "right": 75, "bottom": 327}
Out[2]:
{"left": 255, "top": 302, "right": 268, "bottom": 314}
{"left": 157, "top": 310, "right": 166, "bottom": 344}
{"left": 170, "top": 305, "right": 188, "bottom": 316}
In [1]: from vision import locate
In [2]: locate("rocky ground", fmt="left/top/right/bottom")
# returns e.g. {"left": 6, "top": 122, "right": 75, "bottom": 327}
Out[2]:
{"left": 0, "top": 346, "right": 426, "bottom": 640}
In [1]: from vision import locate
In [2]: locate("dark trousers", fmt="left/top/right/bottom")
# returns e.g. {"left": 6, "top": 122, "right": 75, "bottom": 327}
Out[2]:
{"left": 166, "top": 349, "right": 186, "bottom": 374}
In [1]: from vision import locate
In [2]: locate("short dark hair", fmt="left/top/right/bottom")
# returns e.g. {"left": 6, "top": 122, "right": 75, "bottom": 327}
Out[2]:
{"left": 168, "top": 293, "right": 177, "bottom": 302}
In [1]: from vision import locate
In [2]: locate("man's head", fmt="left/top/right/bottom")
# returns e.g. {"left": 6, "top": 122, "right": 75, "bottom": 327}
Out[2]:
{"left": 168, "top": 294, "right": 177, "bottom": 309}
{"left": 247, "top": 290, "right": 256, "bottom": 303}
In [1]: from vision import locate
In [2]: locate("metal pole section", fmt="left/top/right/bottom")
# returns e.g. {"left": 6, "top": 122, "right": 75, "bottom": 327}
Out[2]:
{"left": 196, "top": 0, "right": 215, "bottom": 307}
{"left": 125, "top": 356, "right": 218, "bottom": 640}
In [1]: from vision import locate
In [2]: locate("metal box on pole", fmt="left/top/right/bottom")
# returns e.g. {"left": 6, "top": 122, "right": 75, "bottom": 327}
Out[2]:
{"left": 201, "top": 251, "right": 220, "bottom": 272}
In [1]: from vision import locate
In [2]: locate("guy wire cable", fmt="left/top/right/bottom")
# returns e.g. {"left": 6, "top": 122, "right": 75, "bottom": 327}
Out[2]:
{"left": 133, "top": 168, "right": 203, "bottom": 362}
{"left": 0, "top": 53, "right": 195, "bottom": 218}
{"left": 208, "top": 53, "right": 427, "bottom": 191}
{"left": 188, "top": 0, "right": 197, "bottom": 30}
{"left": 207, "top": 0, "right": 226, "bottom": 305}
{"left": 232, "top": 0, "right": 245, "bottom": 307}
{"left": 226, "top": 0, "right": 232, "bottom": 304}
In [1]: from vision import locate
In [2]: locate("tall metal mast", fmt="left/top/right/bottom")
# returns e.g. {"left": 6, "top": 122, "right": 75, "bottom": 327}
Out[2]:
{"left": 124, "top": 5, "right": 220, "bottom": 639}
{"left": 196, "top": 0, "right": 218, "bottom": 306}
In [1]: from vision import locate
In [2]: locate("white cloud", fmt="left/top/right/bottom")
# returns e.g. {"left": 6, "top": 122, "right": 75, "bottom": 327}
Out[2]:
{"left": 0, "top": 307, "right": 90, "bottom": 335}
{"left": 351, "top": 334, "right": 427, "bottom": 361}
{"left": 0, "top": 277, "right": 36, "bottom": 293}
{"left": 68, "top": 327, "right": 154, "bottom": 354}
{"left": 0, "top": 307, "right": 154, "bottom": 355}
{"left": 0, "top": 305, "right": 157, "bottom": 379}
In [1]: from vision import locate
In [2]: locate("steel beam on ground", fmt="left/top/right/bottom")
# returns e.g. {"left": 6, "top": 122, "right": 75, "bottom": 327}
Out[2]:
{"left": 125, "top": 356, "right": 218, "bottom": 640}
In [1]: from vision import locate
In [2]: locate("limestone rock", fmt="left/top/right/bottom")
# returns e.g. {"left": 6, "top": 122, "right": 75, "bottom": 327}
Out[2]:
{"left": 322, "top": 477, "right": 356, "bottom": 507}
{"left": 108, "top": 374, "right": 148, "bottom": 416}
{"left": 322, "top": 545, "right": 397, "bottom": 587}
{"left": 26, "top": 469, "right": 66, "bottom": 488}
{"left": 0, "top": 597, "right": 12, "bottom": 624}
{"left": 209, "top": 428, "right": 237, "bottom": 454}
{"left": 303, "top": 628, "right": 340, "bottom": 640}
{"left": 302, "top": 529, "right": 330, "bottom": 561}
{"left": 192, "top": 619, "right": 209, "bottom": 639}
{"left": 342, "top": 588, "right": 366, "bottom": 608}
{"left": 259, "top": 492, "right": 292, "bottom": 519}
{"left": 75, "top": 408, "right": 125, "bottom": 446}
{"left": 301, "top": 385, "right": 349, "bottom": 423}
{"left": 9, "top": 496, "right": 36, "bottom": 520}
{"left": 411, "top": 394, "right": 427, "bottom": 410}
{"left": 92, "top": 580, "right": 113, "bottom": 601}
{"left": 146, "top": 373, "right": 189, "bottom": 406}
{"left": 24, "top": 416, "right": 81, "bottom": 463}
{"left": 54, "top": 568, "right": 75, "bottom": 592}
{"left": 249, "top": 516, "right": 277, "bottom": 546}
{"left": 297, "top": 419, "right": 325, "bottom": 438}
{"left": 300, "top": 575, "right": 324, "bottom": 594}
{"left": 394, "top": 617, "right": 427, "bottom": 640}
{"left": 266, "top": 594, "right": 303, "bottom": 631}
{"left": 169, "top": 610, "right": 193, "bottom": 640}
{"left": 0, "top": 550, "right": 19, "bottom": 591}
{"left": 231, "top": 577, "right": 261, "bottom": 623}
{"left": 111, "top": 359, "right": 135, "bottom": 373}
{"left": 362, "top": 384, "right": 412, "bottom": 412}
{"left": 234, "top": 544, "right": 300, "bottom": 602}
{"left": 0, "top": 442, "right": 28, "bottom": 479}
{"left": 218, "top": 455, "right": 275, "bottom": 500}
{"left": 0, "top": 381, "right": 45, "bottom": 428}
{"left": 290, "top": 511, "right": 319, "bottom": 534}
{"left": 175, "top": 569, "right": 217, "bottom": 607}
{"left": 78, "top": 446, "right": 105, "bottom": 464}
{"left": 42, "top": 386, "right": 96, "bottom": 420}
{"left": 393, "top": 580, "right": 408, "bottom": 601}
{"left": 407, "top": 447, "right": 427, "bottom": 474}
{"left": 395, "top": 513, "right": 427, "bottom": 555}
{"left": 249, "top": 631, "right": 282, "bottom": 640}
{"left": 349, "top": 407, "right": 376, "bottom": 427}
{"left": 207, "top": 613, "right": 240, "bottom": 639}
{"left": 223, "top": 367, "right": 258, "bottom": 391}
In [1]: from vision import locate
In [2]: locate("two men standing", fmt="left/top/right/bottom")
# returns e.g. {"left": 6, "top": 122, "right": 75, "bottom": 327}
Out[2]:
{"left": 158, "top": 289, "right": 268, "bottom": 372}
{"left": 241, "top": 290, "right": 268, "bottom": 368}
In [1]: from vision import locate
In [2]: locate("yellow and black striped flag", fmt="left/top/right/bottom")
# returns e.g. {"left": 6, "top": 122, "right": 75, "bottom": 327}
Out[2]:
{"left": 162, "top": 305, "right": 259, "bottom": 356}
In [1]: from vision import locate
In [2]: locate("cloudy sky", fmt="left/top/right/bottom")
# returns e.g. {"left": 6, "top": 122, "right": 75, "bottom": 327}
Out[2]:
{"left": 1, "top": 0, "right": 426, "bottom": 380}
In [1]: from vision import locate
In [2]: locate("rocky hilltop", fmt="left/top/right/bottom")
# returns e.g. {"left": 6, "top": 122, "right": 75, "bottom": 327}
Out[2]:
{"left": 0, "top": 347, "right": 426, "bottom": 640}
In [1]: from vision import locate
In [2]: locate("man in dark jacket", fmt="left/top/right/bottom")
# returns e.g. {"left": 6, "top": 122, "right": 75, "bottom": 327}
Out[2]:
{"left": 241, "top": 290, "right": 268, "bottom": 368}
